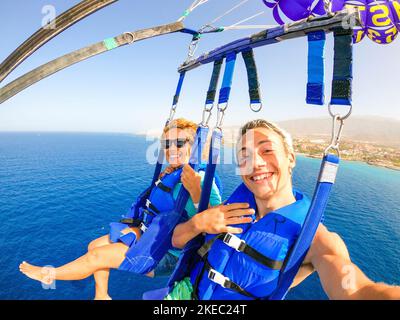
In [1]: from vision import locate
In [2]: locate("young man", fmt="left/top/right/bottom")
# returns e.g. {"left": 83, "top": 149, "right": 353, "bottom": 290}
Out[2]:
{"left": 170, "top": 119, "right": 400, "bottom": 300}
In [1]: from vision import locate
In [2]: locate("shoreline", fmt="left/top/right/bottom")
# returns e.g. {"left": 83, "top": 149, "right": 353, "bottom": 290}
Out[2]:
{"left": 296, "top": 152, "right": 400, "bottom": 172}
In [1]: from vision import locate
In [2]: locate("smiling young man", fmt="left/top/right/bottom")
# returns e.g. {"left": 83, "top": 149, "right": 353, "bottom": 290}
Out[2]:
{"left": 169, "top": 119, "right": 400, "bottom": 300}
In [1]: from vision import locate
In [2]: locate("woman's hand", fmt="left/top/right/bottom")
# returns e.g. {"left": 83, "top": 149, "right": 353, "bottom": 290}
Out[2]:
{"left": 181, "top": 164, "right": 202, "bottom": 203}
{"left": 159, "top": 165, "right": 175, "bottom": 179}
{"left": 193, "top": 203, "right": 254, "bottom": 235}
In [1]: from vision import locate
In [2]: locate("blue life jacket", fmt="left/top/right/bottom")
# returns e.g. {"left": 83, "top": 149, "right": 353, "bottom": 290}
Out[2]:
{"left": 110, "top": 167, "right": 184, "bottom": 244}
{"left": 138, "top": 167, "right": 184, "bottom": 231}
{"left": 188, "top": 183, "right": 310, "bottom": 300}
{"left": 113, "top": 164, "right": 223, "bottom": 275}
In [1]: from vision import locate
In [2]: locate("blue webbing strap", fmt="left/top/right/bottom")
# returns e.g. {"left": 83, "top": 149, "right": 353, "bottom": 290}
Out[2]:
{"left": 174, "top": 126, "right": 209, "bottom": 215}
{"left": 331, "top": 28, "right": 353, "bottom": 106}
{"left": 218, "top": 52, "right": 237, "bottom": 105}
{"left": 198, "top": 130, "right": 223, "bottom": 213}
{"left": 149, "top": 72, "right": 187, "bottom": 187}
{"left": 269, "top": 154, "right": 340, "bottom": 300}
{"left": 167, "top": 54, "right": 236, "bottom": 289}
{"left": 173, "top": 72, "right": 186, "bottom": 106}
{"left": 197, "top": 52, "right": 236, "bottom": 211}
{"left": 242, "top": 49, "right": 262, "bottom": 105}
{"left": 205, "top": 59, "right": 223, "bottom": 106}
{"left": 165, "top": 130, "right": 223, "bottom": 289}
{"left": 306, "top": 31, "right": 326, "bottom": 105}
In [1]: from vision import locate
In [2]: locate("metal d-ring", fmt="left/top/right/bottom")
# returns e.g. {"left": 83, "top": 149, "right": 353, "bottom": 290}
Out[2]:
{"left": 250, "top": 102, "right": 263, "bottom": 113}
{"left": 123, "top": 32, "right": 136, "bottom": 44}
{"left": 328, "top": 103, "right": 352, "bottom": 121}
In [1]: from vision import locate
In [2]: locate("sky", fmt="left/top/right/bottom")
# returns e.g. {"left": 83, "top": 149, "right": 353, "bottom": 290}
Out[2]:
{"left": 0, "top": 0, "right": 399, "bottom": 133}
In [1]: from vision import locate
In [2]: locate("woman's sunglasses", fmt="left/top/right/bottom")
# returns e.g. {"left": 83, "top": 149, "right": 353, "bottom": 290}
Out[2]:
{"left": 161, "top": 138, "right": 190, "bottom": 149}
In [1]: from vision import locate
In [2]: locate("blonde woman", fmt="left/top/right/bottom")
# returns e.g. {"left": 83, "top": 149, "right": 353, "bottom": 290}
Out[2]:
{"left": 19, "top": 118, "right": 222, "bottom": 300}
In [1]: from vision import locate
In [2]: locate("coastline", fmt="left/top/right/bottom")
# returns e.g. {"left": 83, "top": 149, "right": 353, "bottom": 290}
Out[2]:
{"left": 296, "top": 152, "right": 400, "bottom": 172}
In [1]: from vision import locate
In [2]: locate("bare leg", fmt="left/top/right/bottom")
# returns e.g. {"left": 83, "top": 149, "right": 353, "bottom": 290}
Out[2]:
{"left": 89, "top": 227, "right": 142, "bottom": 299}
{"left": 19, "top": 242, "right": 128, "bottom": 284}
{"left": 88, "top": 235, "right": 113, "bottom": 300}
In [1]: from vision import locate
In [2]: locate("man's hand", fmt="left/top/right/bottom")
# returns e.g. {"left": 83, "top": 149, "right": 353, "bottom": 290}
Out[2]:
{"left": 181, "top": 164, "right": 202, "bottom": 203}
{"left": 192, "top": 203, "right": 254, "bottom": 234}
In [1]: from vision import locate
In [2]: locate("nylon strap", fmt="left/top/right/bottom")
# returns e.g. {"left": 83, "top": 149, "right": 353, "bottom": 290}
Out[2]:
{"left": 241, "top": 49, "right": 261, "bottom": 105}
{"left": 155, "top": 180, "right": 172, "bottom": 193}
{"left": 203, "top": 260, "right": 258, "bottom": 299}
{"left": 306, "top": 31, "right": 326, "bottom": 105}
{"left": 331, "top": 28, "right": 353, "bottom": 106}
{"left": 119, "top": 218, "right": 142, "bottom": 227}
{"left": 205, "top": 59, "right": 223, "bottom": 105}
{"left": 146, "top": 200, "right": 160, "bottom": 214}
{"left": 197, "top": 130, "right": 222, "bottom": 213}
{"left": 0, "top": 22, "right": 185, "bottom": 104}
{"left": 172, "top": 72, "right": 186, "bottom": 106}
{"left": 197, "top": 233, "right": 283, "bottom": 271}
{"left": 218, "top": 52, "right": 237, "bottom": 105}
{"left": 269, "top": 154, "right": 340, "bottom": 300}
{"left": 0, "top": 0, "right": 118, "bottom": 84}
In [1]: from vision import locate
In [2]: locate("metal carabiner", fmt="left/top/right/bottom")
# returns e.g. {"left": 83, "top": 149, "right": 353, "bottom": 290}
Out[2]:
{"left": 324, "top": 114, "right": 345, "bottom": 156}
{"left": 166, "top": 104, "right": 177, "bottom": 124}
{"left": 186, "top": 38, "right": 200, "bottom": 61}
{"left": 200, "top": 103, "right": 214, "bottom": 127}
{"left": 216, "top": 108, "right": 226, "bottom": 130}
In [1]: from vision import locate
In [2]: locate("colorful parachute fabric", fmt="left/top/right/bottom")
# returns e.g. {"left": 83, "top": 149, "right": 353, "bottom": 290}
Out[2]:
{"left": 262, "top": 0, "right": 400, "bottom": 44}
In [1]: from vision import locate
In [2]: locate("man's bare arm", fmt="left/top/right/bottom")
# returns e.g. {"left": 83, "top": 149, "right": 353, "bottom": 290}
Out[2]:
{"left": 304, "top": 225, "right": 400, "bottom": 300}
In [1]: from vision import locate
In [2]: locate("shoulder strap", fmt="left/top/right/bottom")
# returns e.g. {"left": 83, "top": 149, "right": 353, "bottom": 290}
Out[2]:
{"left": 269, "top": 154, "right": 339, "bottom": 300}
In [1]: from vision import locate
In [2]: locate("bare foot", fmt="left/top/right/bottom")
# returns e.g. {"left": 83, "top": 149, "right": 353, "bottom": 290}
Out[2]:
{"left": 19, "top": 261, "right": 55, "bottom": 285}
{"left": 94, "top": 295, "right": 112, "bottom": 300}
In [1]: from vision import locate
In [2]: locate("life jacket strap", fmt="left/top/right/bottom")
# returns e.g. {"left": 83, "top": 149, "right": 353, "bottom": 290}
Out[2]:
{"left": 204, "top": 260, "right": 259, "bottom": 299}
{"left": 197, "top": 233, "right": 283, "bottom": 271}
{"left": 146, "top": 199, "right": 160, "bottom": 214}
{"left": 119, "top": 218, "right": 142, "bottom": 227}
{"left": 222, "top": 233, "right": 284, "bottom": 271}
{"left": 139, "top": 222, "right": 148, "bottom": 233}
{"left": 155, "top": 179, "right": 173, "bottom": 193}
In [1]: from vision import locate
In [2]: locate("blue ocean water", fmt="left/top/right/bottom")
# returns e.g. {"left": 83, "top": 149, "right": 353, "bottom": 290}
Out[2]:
{"left": 0, "top": 133, "right": 399, "bottom": 300}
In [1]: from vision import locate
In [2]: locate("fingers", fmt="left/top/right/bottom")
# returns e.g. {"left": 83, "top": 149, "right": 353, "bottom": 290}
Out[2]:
{"left": 225, "top": 227, "right": 244, "bottom": 234}
{"left": 223, "top": 202, "right": 251, "bottom": 211}
{"left": 225, "top": 208, "right": 255, "bottom": 218}
{"left": 183, "top": 164, "right": 195, "bottom": 173}
{"left": 226, "top": 216, "right": 253, "bottom": 225}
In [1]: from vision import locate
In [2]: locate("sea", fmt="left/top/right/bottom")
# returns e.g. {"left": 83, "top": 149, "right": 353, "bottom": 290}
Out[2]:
{"left": 0, "top": 132, "right": 399, "bottom": 300}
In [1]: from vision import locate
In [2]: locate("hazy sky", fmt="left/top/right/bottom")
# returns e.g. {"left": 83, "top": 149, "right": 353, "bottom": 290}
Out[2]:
{"left": 1, "top": 0, "right": 399, "bottom": 133}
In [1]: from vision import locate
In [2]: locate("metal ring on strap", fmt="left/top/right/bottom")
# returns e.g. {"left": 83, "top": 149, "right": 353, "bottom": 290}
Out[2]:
{"left": 328, "top": 103, "right": 352, "bottom": 121}
{"left": 250, "top": 102, "right": 263, "bottom": 112}
{"left": 123, "top": 32, "right": 136, "bottom": 44}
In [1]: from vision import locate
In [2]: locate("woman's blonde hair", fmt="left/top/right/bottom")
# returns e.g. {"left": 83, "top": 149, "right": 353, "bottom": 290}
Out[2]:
{"left": 164, "top": 118, "right": 197, "bottom": 134}
{"left": 239, "top": 119, "right": 294, "bottom": 155}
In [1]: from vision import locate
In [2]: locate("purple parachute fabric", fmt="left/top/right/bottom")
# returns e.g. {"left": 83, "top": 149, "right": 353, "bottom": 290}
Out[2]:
{"left": 262, "top": 0, "right": 399, "bottom": 44}
{"left": 262, "top": 0, "right": 323, "bottom": 24}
